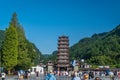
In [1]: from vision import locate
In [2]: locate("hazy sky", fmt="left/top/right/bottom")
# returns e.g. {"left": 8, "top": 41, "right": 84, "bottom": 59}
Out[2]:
{"left": 0, "top": 0, "right": 120, "bottom": 54}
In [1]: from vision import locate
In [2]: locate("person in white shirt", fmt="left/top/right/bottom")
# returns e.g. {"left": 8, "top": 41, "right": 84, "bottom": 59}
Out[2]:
{"left": 72, "top": 72, "right": 81, "bottom": 80}
{"left": 1, "top": 72, "right": 6, "bottom": 80}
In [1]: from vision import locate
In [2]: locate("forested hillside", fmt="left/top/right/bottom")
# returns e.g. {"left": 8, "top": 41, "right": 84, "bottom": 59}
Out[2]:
{"left": 70, "top": 25, "right": 120, "bottom": 67}
{"left": 41, "top": 51, "right": 57, "bottom": 64}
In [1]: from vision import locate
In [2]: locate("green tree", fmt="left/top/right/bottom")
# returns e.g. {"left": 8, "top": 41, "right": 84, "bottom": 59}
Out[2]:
{"left": 2, "top": 24, "right": 18, "bottom": 74}
{"left": 30, "top": 43, "right": 41, "bottom": 65}
{"left": 16, "top": 26, "right": 31, "bottom": 70}
{"left": 10, "top": 13, "right": 31, "bottom": 70}
{"left": 88, "top": 55, "right": 113, "bottom": 66}
{"left": 26, "top": 40, "right": 41, "bottom": 66}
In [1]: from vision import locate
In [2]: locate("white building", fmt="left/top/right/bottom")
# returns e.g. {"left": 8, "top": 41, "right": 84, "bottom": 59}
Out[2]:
{"left": 30, "top": 65, "right": 44, "bottom": 74}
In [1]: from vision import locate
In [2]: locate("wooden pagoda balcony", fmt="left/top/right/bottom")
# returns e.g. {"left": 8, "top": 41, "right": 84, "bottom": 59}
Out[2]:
{"left": 58, "top": 46, "right": 69, "bottom": 49}
{"left": 58, "top": 60, "right": 69, "bottom": 63}
{"left": 57, "top": 64, "right": 70, "bottom": 67}
{"left": 57, "top": 53, "right": 69, "bottom": 56}
{"left": 58, "top": 42, "right": 69, "bottom": 45}
{"left": 57, "top": 56, "right": 69, "bottom": 60}
{"left": 58, "top": 37, "right": 69, "bottom": 41}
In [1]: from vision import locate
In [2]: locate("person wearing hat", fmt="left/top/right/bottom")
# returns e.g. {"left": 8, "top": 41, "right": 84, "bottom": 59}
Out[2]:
{"left": 45, "top": 70, "right": 56, "bottom": 80}
{"left": 83, "top": 73, "right": 89, "bottom": 80}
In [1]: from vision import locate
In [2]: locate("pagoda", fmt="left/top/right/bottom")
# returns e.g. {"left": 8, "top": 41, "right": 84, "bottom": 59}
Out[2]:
{"left": 57, "top": 35, "right": 70, "bottom": 71}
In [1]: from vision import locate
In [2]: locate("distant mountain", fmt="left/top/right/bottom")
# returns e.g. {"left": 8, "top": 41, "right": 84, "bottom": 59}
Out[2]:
{"left": 70, "top": 25, "right": 120, "bottom": 67}
{"left": 41, "top": 51, "right": 58, "bottom": 64}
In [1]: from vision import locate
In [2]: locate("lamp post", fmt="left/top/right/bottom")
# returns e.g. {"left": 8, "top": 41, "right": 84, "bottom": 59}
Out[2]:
{"left": 81, "top": 59, "right": 84, "bottom": 68}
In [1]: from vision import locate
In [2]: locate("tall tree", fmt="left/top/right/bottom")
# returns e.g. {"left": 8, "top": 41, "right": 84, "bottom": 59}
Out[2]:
{"left": 2, "top": 24, "right": 18, "bottom": 74}
{"left": 10, "top": 13, "right": 31, "bottom": 70}
{"left": 16, "top": 26, "right": 31, "bottom": 70}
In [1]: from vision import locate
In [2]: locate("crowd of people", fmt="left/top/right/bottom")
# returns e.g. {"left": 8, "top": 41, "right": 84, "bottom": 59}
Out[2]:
{"left": 44, "top": 69, "right": 120, "bottom": 80}
{"left": 1, "top": 69, "right": 120, "bottom": 80}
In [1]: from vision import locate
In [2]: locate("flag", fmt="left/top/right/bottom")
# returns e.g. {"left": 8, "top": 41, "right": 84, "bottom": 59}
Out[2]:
{"left": 72, "top": 60, "right": 76, "bottom": 67}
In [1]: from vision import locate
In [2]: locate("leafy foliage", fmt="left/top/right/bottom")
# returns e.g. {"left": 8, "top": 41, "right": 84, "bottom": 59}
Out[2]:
{"left": 26, "top": 40, "right": 41, "bottom": 66}
{"left": 41, "top": 51, "right": 57, "bottom": 64}
{"left": 0, "top": 30, "right": 5, "bottom": 47}
{"left": 2, "top": 24, "right": 18, "bottom": 71}
{"left": 8, "top": 13, "right": 31, "bottom": 70}
{"left": 0, "top": 30, "right": 5, "bottom": 66}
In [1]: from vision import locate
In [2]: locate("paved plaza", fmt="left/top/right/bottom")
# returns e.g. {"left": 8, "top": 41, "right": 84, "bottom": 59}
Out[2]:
{"left": 1, "top": 74, "right": 120, "bottom": 80}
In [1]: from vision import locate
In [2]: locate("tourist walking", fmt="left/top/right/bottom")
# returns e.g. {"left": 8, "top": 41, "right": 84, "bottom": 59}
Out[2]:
{"left": 109, "top": 71, "right": 114, "bottom": 80}
{"left": 83, "top": 73, "right": 89, "bottom": 80}
{"left": 1, "top": 72, "right": 6, "bottom": 80}
{"left": 89, "top": 71, "right": 94, "bottom": 80}
{"left": 72, "top": 72, "right": 81, "bottom": 80}
{"left": 45, "top": 70, "right": 56, "bottom": 80}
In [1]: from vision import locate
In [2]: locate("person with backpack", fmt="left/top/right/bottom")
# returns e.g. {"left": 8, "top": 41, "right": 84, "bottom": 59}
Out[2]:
{"left": 89, "top": 71, "right": 94, "bottom": 79}
{"left": 72, "top": 72, "right": 81, "bottom": 80}
{"left": 45, "top": 70, "right": 56, "bottom": 80}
